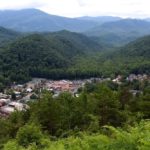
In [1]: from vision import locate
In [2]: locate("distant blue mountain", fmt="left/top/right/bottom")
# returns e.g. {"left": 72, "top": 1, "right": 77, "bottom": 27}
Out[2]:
{"left": 0, "top": 9, "right": 98, "bottom": 32}
{"left": 77, "top": 16, "right": 121, "bottom": 24}
{"left": 1, "top": 8, "right": 150, "bottom": 47}
{"left": 0, "top": 9, "right": 125, "bottom": 33}
{"left": 85, "top": 19, "right": 150, "bottom": 46}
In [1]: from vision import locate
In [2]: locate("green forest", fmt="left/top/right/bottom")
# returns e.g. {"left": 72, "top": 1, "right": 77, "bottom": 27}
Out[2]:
{"left": 0, "top": 30, "right": 149, "bottom": 88}
{"left": 0, "top": 81, "right": 150, "bottom": 149}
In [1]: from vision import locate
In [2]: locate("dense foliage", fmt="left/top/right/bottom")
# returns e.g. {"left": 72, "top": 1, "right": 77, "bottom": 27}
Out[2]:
{"left": 0, "top": 31, "right": 103, "bottom": 84}
{"left": 4, "top": 121, "right": 150, "bottom": 150}
{"left": 0, "top": 27, "right": 20, "bottom": 47}
{"left": 0, "top": 81, "right": 149, "bottom": 149}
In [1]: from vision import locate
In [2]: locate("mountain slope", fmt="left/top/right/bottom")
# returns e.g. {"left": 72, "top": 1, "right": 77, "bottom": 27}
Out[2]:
{"left": 0, "top": 29, "right": 149, "bottom": 84}
{"left": 0, "top": 31, "right": 102, "bottom": 82}
{"left": 0, "top": 26, "right": 20, "bottom": 47}
{"left": 46, "top": 30, "right": 102, "bottom": 51}
{"left": 85, "top": 19, "right": 150, "bottom": 46}
{"left": 105, "top": 35, "right": 150, "bottom": 74}
{"left": 73, "top": 35, "right": 150, "bottom": 77}
{"left": 116, "top": 35, "right": 150, "bottom": 58}
{"left": 0, "top": 9, "right": 97, "bottom": 32}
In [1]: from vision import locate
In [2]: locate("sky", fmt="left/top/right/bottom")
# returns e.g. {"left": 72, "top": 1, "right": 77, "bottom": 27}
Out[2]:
{"left": 0, "top": 0, "right": 150, "bottom": 18}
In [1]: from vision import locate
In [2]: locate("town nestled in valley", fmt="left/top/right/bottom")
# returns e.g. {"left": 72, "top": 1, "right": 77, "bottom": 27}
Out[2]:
{"left": 0, "top": 74, "right": 149, "bottom": 117}
{"left": 0, "top": 2, "right": 149, "bottom": 149}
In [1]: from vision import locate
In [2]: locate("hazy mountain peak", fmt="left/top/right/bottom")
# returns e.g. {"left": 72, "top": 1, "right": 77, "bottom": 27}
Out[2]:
{"left": 0, "top": 9, "right": 98, "bottom": 32}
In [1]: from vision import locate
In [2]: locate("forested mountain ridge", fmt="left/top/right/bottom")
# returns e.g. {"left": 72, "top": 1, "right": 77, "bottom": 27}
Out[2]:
{"left": 85, "top": 19, "right": 150, "bottom": 46}
{"left": 116, "top": 35, "right": 150, "bottom": 58}
{"left": 44, "top": 30, "right": 102, "bottom": 51}
{"left": 0, "top": 25, "right": 149, "bottom": 84}
{"left": 103, "top": 35, "right": 150, "bottom": 74}
{"left": 0, "top": 31, "right": 102, "bottom": 82}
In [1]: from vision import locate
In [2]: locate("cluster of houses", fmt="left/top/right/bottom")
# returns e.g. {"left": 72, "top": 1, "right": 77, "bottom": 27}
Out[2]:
{"left": 112, "top": 74, "right": 149, "bottom": 96}
{"left": 0, "top": 78, "right": 87, "bottom": 117}
{"left": 126, "top": 74, "right": 149, "bottom": 82}
{"left": 0, "top": 77, "right": 111, "bottom": 117}
{"left": 0, "top": 74, "right": 149, "bottom": 117}
{"left": 112, "top": 74, "right": 149, "bottom": 84}
{"left": 0, "top": 93, "right": 28, "bottom": 117}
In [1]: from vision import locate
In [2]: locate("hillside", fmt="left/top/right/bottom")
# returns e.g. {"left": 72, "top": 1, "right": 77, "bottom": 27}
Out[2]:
{"left": 105, "top": 35, "right": 150, "bottom": 74}
{"left": 0, "top": 29, "right": 149, "bottom": 84}
{"left": 85, "top": 19, "right": 150, "bottom": 46}
{"left": 0, "top": 31, "right": 102, "bottom": 82}
{"left": 0, "top": 26, "right": 20, "bottom": 47}
{"left": 46, "top": 30, "right": 102, "bottom": 51}
{"left": 116, "top": 35, "right": 150, "bottom": 58}
{"left": 72, "top": 35, "right": 150, "bottom": 76}
{"left": 0, "top": 9, "right": 97, "bottom": 32}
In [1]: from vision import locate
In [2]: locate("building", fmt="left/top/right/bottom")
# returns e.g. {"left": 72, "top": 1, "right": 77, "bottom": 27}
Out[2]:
{"left": 26, "top": 88, "right": 33, "bottom": 93}
{"left": 0, "top": 99, "right": 10, "bottom": 107}
{"left": 0, "top": 106, "right": 15, "bottom": 115}
{"left": 0, "top": 93, "right": 10, "bottom": 99}
{"left": 8, "top": 102, "right": 27, "bottom": 111}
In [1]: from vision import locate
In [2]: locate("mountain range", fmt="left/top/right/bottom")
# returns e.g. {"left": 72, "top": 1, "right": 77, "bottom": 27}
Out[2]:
{"left": 0, "top": 8, "right": 149, "bottom": 83}
{"left": 0, "top": 9, "right": 98, "bottom": 32}
{"left": 106, "top": 35, "right": 150, "bottom": 74}
{"left": 85, "top": 19, "right": 150, "bottom": 46}
{"left": 0, "top": 29, "right": 103, "bottom": 82}
{"left": 0, "top": 9, "right": 150, "bottom": 46}
{"left": 0, "top": 9, "right": 124, "bottom": 33}
{"left": 0, "top": 25, "right": 149, "bottom": 82}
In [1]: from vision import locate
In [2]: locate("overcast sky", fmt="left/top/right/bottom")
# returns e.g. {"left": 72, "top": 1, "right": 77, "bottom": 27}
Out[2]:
{"left": 0, "top": 0, "right": 150, "bottom": 18}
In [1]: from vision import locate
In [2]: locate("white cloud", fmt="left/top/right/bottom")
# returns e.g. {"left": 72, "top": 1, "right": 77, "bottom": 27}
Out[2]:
{"left": 76, "top": 0, "right": 90, "bottom": 7}
{"left": 0, "top": 0, "right": 150, "bottom": 18}
{"left": 0, "top": 0, "right": 44, "bottom": 9}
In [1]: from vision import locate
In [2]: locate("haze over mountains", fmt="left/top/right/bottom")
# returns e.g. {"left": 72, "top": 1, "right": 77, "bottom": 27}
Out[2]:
{"left": 77, "top": 16, "right": 121, "bottom": 24}
{"left": 85, "top": 19, "right": 150, "bottom": 46}
{"left": 0, "top": 9, "right": 124, "bottom": 33}
{"left": 0, "top": 9, "right": 98, "bottom": 32}
{"left": 0, "top": 8, "right": 150, "bottom": 46}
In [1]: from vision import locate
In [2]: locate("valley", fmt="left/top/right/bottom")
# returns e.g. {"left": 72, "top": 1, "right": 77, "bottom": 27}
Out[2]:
{"left": 0, "top": 8, "right": 149, "bottom": 150}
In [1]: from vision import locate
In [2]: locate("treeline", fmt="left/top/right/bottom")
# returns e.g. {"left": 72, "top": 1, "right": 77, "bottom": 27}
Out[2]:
{"left": 0, "top": 81, "right": 149, "bottom": 149}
